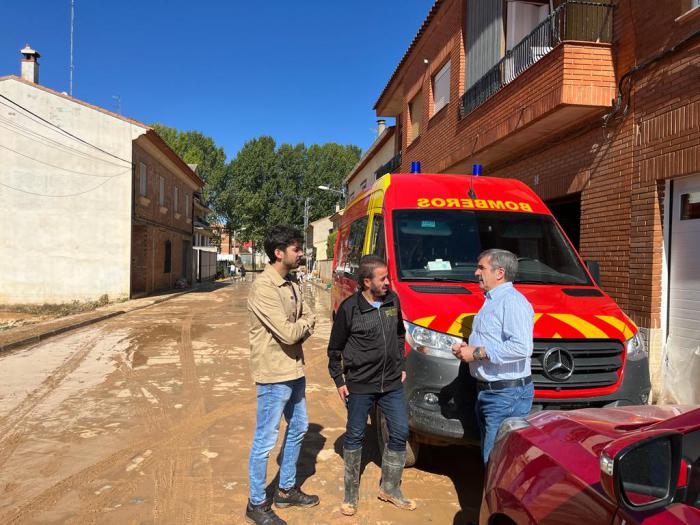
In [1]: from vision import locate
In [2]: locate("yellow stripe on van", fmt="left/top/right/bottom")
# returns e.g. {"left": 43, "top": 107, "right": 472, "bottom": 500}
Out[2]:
{"left": 534, "top": 313, "right": 543, "bottom": 325}
{"left": 550, "top": 314, "right": 609, "bottom": 339}
{"left": 447, "top": 313, "right": 476, "bottom": 338}
{"left": 596, "top": 315, "right": 634, "bottom": 340}
{"left": 413, "top": 315, "right": 436, "bottom": 328}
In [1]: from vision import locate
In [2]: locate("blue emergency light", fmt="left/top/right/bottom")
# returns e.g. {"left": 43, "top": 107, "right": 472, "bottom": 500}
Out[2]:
{"left": 410, "top": 160, "right": 421, "bottom": 174}
{"left": 472, "top": 164, "right": 483, "bottom": 176}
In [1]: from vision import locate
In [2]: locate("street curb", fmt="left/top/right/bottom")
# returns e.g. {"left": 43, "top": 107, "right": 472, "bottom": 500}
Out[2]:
{"left": 0, "top": 288, "right": 194, "bottom": 354}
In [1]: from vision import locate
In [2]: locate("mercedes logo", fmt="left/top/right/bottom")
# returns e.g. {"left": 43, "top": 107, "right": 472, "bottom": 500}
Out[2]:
{"left": 542, "top": 347, "right": 575, "bottom": 382}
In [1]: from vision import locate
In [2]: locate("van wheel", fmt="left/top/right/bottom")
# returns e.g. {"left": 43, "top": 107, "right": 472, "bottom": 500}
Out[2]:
{"left": 374, "top": 405, "right": 420, "bottom": 467}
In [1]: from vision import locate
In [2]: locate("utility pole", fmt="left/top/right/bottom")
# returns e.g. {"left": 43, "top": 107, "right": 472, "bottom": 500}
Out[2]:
{"left": 303, "top": 197, "right": 311, "bottom": 268}
{"left": 69, "top": 0, "right": 75, "bottom": 96}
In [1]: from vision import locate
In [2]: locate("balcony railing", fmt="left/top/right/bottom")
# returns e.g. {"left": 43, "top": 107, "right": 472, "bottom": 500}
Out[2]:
{"left": 375, "top": 151, "right": 402, "bottom": 179}
{"left": 460, "top": 0, "right": 613, "bottom": 118}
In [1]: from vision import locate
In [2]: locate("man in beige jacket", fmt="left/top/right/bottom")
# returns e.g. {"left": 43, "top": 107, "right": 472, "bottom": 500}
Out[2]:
{"left": 245, "top": 225, "right": 318, "bottom": 525}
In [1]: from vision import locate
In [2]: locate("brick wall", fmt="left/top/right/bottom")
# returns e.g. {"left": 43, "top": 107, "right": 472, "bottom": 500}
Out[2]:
{"left": 379, "top": 0, "right": 700, "bottom": 331}
{"left": 132, "top": 142, "right": 193, "bottom": 236}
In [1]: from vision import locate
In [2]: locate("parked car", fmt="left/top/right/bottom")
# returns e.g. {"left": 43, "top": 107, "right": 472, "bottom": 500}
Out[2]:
{"left": 481, "top": 405, "right": 700, "bottom": 524}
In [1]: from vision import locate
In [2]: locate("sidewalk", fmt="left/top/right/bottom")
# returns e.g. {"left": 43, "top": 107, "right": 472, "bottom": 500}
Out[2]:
{"left": 0, "top": 284, "right": 214, "bottom": 353}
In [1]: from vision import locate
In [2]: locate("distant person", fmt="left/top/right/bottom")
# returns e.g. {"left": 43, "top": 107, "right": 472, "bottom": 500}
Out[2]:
{"left": 245, "top": 225, "right": 318, "bottom": 525}
{"left": 236, "top": 256, "right": 246, "bottom": 280}
{"left": 451, "top": 249, "right": 534, "bottom": 464}
{"left": 327, "top": 255, "right": 415, "bottom": 516}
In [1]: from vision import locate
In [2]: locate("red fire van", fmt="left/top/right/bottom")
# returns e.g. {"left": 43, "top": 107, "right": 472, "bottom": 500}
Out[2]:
{"left": 331, "top": 173, "right": 650, "bottom": 465}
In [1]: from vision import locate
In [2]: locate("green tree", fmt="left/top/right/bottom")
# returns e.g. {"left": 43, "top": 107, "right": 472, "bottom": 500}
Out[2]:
{"left": 302, "top": 143, "right": 361, "bottom": 221}
{"left": 224, "top": 136, "right": 278, "bottom": 244}
{"left": 151, "top": 123, "right": 227, "bottom": 211}
{"left": 326, "top": 230, "right": 338, "bottom": 259}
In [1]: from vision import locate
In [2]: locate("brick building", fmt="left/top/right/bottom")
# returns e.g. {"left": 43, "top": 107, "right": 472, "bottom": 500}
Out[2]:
{"left": 131, "top": 139, "right": 202, "bottom": 295}
{"left": 373, "top": 0, "right": 700, "bottom": 401}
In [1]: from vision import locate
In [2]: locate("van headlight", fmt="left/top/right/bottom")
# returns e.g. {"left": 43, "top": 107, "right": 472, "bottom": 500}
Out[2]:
{"left": 625, "top": 332, "right": 647, "bottom": 361}
{"left": 404, "top": 321, "right": 463, "bottom": 359}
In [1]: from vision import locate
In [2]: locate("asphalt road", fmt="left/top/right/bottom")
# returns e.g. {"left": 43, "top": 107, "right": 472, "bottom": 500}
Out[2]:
{"left": 0, "top": 279, "right": 483, "bottom": 524}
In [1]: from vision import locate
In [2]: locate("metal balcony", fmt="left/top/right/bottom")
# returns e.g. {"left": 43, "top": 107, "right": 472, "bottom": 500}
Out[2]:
{"left": 460, "top": 0, "right": 613, "bottom": 118}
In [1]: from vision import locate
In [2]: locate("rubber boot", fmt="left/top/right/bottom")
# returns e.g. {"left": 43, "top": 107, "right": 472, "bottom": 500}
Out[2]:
{"left": 377, "top": 448, "right": 416, "bottom": 510}
{"left": 340, "top": 447, "right": 362, "bottom": 516}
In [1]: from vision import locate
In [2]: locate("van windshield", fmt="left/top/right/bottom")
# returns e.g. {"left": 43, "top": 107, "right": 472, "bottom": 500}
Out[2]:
{"left": 392, "top": 209, "right": 591, "bottom": 285}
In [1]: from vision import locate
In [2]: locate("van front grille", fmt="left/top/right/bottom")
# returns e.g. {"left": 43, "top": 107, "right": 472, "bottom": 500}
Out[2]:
{"left": 532, "top": 340, "right": 624, "bottom": 390}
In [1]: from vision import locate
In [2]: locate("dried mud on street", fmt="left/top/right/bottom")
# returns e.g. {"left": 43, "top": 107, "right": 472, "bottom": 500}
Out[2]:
{"left": 0, "top": 280, "right": 483, "bottom": 524}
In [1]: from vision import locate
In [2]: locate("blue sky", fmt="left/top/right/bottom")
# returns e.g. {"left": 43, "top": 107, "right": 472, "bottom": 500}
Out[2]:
{"left": 0, "top": 1, "right": 431, "bottom": 160}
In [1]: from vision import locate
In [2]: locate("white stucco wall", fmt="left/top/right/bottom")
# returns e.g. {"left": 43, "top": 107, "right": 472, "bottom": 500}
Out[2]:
{"left": 0, "top": 78, "right": 147, "bottom": 304}
{"left": 346, "top": 137, "right": 396, "bottom": 201}
{"left": 310, "top": 216, "right": 333, "bottom": 261}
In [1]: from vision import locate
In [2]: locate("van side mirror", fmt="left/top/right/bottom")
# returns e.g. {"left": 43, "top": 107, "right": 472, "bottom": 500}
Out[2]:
{"left": 585, "top": 260, "right": 600, "bottom": 284}
{"left": 600, "top": 431, "right": 682, "bottom": 512}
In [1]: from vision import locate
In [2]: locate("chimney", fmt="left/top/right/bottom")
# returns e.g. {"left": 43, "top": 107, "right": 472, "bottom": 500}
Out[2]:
{"left": 377, "top": 119, "right": 386, "bottom": 137}
{"left": 20, "top": 44, "right": 40, "bottom": 84}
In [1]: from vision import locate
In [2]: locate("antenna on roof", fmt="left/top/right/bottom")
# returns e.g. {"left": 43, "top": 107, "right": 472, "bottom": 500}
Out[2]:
{"left": 69, "top": 0, "right": 75, "bottom": 96}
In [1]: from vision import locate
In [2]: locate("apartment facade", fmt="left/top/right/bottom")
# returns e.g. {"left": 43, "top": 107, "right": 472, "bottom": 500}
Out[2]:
{"left": 344, "top": 121, "right": 399, "bottom": 201}
{"left": 0, "top": 48, "right": 203, "bottom": 303}
{"left": 375, "top": 0, "right": 700, "bottom": 401}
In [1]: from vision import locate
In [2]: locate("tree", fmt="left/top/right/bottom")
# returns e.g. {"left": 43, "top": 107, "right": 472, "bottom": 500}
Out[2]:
{"left": 326, "top": 230, "right": 338, "bottom": 259}
{"left": 151, "top": 123, "right": 227, "bottom": 212}
{"left": 224, "top": 136, "right": 278, "bottom": 244}
{"left": 302, "top": 143, "right": 361, "bottom": 221}
{"left": 222, "top": 139, "right": 360, "bottom": 245}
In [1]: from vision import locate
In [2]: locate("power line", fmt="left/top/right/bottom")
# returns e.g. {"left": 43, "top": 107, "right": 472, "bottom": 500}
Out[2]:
{"left": 0, "top": 142, "right": 133, "bottom": 178}
{"left": 0, "top": 93, "right": 135, "bottom": 164}
{"left": 0, "top": 115, "right": 132, "bottom": 168}
{"left": 0, "top": 173, "right": 121, "bottom": 198}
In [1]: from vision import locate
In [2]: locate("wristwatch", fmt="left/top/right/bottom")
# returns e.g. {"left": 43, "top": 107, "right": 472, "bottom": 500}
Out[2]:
{"left": 473, "top": 346, "right": 488, "bottom": 361}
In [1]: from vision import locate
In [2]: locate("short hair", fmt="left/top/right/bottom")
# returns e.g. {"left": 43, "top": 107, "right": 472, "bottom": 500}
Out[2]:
{"left": 264, "top": 225, "right": 304, "bottom": 263}
{"left": 478, "top": 249, "right": 518, "bottom": 282}
{"left": 356, "top": 255, "right": 388, "bottom": 290}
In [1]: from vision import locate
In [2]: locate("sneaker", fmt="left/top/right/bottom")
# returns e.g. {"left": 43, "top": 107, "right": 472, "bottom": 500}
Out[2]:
{"left": 245, "top": 500, "right": 287, "bottom": 525}
{"left": 273, "top": 487, "right": 320, "bottom": 508}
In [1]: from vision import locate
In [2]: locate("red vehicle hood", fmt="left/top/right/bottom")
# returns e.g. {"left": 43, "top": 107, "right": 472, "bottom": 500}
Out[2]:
{"left": 394, "top": 281, "right": 636, "bottom": 342}
{"left": 517, "top": 405, "right": 700, "bottom": 486}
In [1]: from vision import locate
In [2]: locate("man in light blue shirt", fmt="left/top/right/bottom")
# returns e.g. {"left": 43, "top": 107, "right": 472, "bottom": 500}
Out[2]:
{"left": 452, "top": 249, "right": 534, "bottom": 464}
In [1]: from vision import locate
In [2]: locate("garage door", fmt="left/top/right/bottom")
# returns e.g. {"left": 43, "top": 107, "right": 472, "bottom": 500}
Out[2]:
{"left": 667, "top": 175, "right": 700, "bottom": 403}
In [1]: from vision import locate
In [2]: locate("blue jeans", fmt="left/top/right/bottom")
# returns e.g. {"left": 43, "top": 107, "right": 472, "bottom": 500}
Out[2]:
{"left": 248, "top": 377, "right": 308, "bottom": 505}
{"left": 345, "top": 387, "right": 409, "bottom": 452}
{"left": 476, "top": 382, "right": 534, "bottom": 464}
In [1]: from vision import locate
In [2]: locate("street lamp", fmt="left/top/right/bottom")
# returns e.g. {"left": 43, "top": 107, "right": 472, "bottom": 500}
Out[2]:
{"left": 317, "top": 184, "right": 347, "bottom": 206}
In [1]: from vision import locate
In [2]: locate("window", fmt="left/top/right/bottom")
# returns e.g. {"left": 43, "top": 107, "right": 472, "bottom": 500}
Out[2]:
{"left": 344, "top": 217, "right": 368, "bottom": 277}
{"left": 409, "top": 91, "right": 423, "bottom": 141}
{"left": 164, "top": 240, "right": 172, "bottom": 273}
{"left": 370, "top": 214, "right": 386, "bottom": 259}
{"left": 185, "top": 194, "right": 191, "bottom": 218}
{"left": 681, "top": 192, "right": 700, "bottom": 220}
{"left": 159, "top": 176, "right": 165, "bottom": 207}
{"left": 139, "top": 162, "right": 147, "bottom": 197}
{"left": 465, "top": 0, "right": 504, "bottom": 90}
{"left": 392, "top": 209, "right": 590, "bottom": 285}
{"left": 432, "top": 61, "right": 451, "bottom": 114}
{"left": 173, "top": 186, "right": 179, "bottom": 213}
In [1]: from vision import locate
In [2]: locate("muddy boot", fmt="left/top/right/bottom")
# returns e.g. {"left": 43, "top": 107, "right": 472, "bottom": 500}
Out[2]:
{"left": 340, "top": 447, "right": 362, "bottom": 516}
{"left": 377, "top": 448, "right": 416, "bottom": 511}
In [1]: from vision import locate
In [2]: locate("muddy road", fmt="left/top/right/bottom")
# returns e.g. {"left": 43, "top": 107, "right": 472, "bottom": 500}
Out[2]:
{"left": 0, "top": 280, "right": 482, "bottom": 524}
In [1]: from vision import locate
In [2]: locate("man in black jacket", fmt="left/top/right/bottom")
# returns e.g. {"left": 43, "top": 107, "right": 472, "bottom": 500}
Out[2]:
{"left": 327, "top": 255, "right": 416, "bottom": 516}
